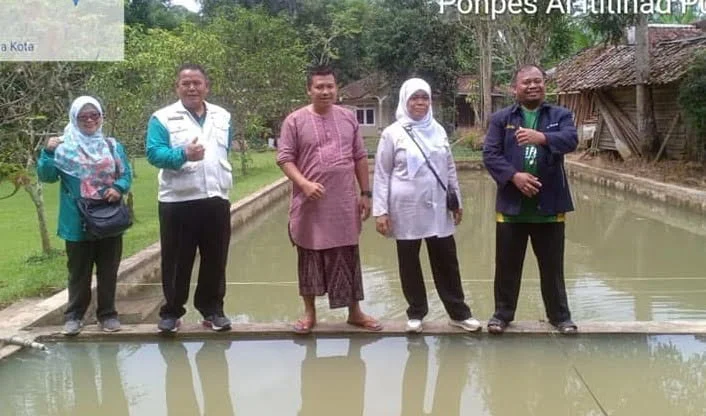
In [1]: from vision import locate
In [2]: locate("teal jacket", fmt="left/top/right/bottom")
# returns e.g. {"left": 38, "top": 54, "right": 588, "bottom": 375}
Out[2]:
{"left": 36, "top": 142, "right": 133, "bottom": 242}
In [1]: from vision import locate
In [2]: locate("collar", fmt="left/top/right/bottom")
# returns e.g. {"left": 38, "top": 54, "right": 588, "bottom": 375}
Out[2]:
{"left": 510, "top": 101, "right": 549, "bottom": 114}
{"left": 176, "top": 100, "right": 209, "bottom": 124}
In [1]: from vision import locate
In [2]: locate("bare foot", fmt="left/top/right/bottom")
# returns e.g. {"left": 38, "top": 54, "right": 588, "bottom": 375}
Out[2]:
{"left": 346, "top": 312, "right": 383, "bottom": 331}
{"left": 293, "top": 313, "right": 316, "bottom": 334}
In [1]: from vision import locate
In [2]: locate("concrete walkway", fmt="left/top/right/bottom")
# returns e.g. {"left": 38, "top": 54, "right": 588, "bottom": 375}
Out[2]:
{"left": 20, "top": 320, "right": 706, "bottom": 344}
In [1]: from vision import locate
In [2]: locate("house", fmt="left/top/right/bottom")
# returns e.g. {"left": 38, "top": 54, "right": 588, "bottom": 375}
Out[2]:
{"left": 454, "top": 75, "right": 514, "bottom": 129}
{"left": 337, "top": 72, "right": 393, "bottom": 139}
{"left": 553, "top": 24, "right": 706, "bottom": 160}
{"left": 338, "top": 73, "right": 513, "bottom": 141}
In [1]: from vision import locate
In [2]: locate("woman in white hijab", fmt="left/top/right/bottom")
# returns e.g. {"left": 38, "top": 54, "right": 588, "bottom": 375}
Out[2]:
{"left": 372, "top": 78, "right": 480, "bottom": 334}
{"left": 37, "top": 96, "right": 133, "bottom": 336}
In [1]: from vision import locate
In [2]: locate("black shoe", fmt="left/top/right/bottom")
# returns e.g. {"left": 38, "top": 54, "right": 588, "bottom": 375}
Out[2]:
{"left": 202, "top": 315, "right": 231, "bottom": 332}
{"left": 487, "top": 317, "right": 508, "bottom": 335}
{"left": 158, "top": 317, "right": 181, "bottom": 333}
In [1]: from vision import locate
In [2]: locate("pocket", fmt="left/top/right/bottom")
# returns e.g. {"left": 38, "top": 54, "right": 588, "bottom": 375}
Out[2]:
{"left": 167, "top": 121, "right": 192, "bottom": 146}
{"left": 159, "top": 168, "right": 200, "bottom": 194}
{"left": 213, "top": 119, "right": 230, "bottom": 149}
{"left": 218, "top": 159, "right": 233, "bottom": 191}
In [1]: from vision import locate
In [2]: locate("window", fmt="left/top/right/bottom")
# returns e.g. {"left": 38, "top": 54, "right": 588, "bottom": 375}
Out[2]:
{"left": 355, "top": 107, "right": 375, "bottom": 125}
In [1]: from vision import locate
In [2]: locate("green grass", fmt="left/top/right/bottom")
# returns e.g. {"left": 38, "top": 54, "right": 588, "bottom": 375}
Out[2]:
{"left": 363, "top": 136, "right": 483, "bottom": 161}
{"left": 0, "top": 150, "right": 283, "bottom": 307}
{"left": 452, "top": 145, "right": 483, "bottom": 161}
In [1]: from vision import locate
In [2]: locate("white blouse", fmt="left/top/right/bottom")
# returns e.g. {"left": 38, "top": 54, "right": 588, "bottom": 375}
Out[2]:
{"left": 372, "top": 122, "right": 462, "bottom": 240}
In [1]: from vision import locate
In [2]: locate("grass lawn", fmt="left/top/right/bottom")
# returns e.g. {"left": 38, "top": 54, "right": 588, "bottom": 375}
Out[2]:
{"left": 0, "top": 151, "right": 284, "bottom": 308}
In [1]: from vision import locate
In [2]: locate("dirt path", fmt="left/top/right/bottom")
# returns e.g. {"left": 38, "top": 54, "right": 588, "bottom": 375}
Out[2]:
{"left": 568, "top": 152, "right": 706, "bottom": 191}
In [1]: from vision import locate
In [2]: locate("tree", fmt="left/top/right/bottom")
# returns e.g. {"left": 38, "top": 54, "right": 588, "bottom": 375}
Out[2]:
{"left": 678, "top": 50, "right": 706, "bottom": 161}
{"left": 201, "top": 6, "right": 308, "bottom": 171}
{"left": 365, "top": 0, "right": 465, "bottom": 127}
{"left": 493, "top": 2, "right": 574, "bottom": 73}
{"left": 125, "top": 0, "right": 193, "bottom": 30}
{"left": 87, "top": 24, "right": 226, "bottom": 161}
{"left": 0, "top": 63, "right": 89, "bottom": 255}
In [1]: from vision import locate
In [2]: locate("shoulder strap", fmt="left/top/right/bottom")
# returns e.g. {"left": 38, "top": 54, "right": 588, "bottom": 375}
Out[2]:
{"left": 401, "top": 124, "right": 447, "bottom": 192}
{"left": 104, "top": 139, "right": 121, "bottom": 179}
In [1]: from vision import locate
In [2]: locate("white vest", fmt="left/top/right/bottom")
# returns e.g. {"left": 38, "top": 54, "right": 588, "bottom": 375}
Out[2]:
{"left": 153, "top": 100, "right": 233, "bottom": 202}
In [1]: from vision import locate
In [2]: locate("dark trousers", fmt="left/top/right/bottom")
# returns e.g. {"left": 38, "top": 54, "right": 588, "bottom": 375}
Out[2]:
{"left": 493, "top": 222, "right": 571, "bottom": 323}
{"left": 396, "top": 235, "right": 472, "bottom": 321}
{"left": 158, "top": 197, "right": 231, "bottom": 319}
{"left": 65, "top": 235, "right": 122, "bottom": 322}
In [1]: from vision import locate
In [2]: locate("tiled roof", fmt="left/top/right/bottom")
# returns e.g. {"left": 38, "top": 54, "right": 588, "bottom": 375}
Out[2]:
{"left": 555, "top": 36, "right": 706, "bottom": 91}
{"left": 338, "top": 72, "right": 389, "bottom": 100}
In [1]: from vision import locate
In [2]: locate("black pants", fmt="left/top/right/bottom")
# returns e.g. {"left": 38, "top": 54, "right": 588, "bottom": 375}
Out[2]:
{"left": 158, "top": 197, "right": 231, "bottom": 319}
{"left": 493, "top": 222, "right": 571, "bottom": 323}
{"left": 65, "top": 235, "right": 122, "bottom": 322}
{"left": 396, "top": 235, "right": 472, "bottom": 321}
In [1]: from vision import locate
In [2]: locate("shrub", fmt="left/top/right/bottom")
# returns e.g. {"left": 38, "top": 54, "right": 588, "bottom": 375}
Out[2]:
{"left": 678, "top": 50, "right": 706, "bottom": 161}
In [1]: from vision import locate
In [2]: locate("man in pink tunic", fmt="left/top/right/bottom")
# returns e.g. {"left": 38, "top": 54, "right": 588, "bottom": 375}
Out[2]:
{"left": 277, "top": 66, "right": 382, "bottom": 334}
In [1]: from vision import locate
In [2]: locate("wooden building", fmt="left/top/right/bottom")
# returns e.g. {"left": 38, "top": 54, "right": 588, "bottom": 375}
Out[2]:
{"left": 554, "top": 25, "right": 706, "bottom": 160}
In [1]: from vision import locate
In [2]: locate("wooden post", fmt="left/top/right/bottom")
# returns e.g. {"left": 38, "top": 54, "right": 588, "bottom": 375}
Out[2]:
{"left": 635, "top": 14, "right": 658, "bottom": 157}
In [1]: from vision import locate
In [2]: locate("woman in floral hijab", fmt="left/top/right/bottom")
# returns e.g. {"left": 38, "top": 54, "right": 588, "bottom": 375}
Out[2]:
{"left": 37, "top": 96, "right": 133, "bottom": 336}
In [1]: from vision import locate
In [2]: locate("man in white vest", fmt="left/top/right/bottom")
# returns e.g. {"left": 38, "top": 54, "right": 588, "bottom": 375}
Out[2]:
{"left": 146, "top": 63, "right": 233, "bottom": 333}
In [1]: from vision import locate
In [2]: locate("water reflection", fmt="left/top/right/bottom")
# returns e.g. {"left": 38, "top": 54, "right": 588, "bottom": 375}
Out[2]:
{"left": 401, "top": 337, "right": 470, "bottom": 416}
{"left": 477, "top": 338, "right": 599, "bottom": 415}
{"left": 0, "top": 343, "right": 131, "bottom": 416}
{"left": 561, "top": 334, "right": 706, "bottom": 415}
{"left": 69, "top": 344, "right": 129, "bottom": 416}
{"left": 2, "top": 336, "right": 706, "bottom": 415}
{"left": 158, "top": 341, "right": 235, "bottom": 416}
{"left": 297, "top": 338, "right": 375, "bottom": 416}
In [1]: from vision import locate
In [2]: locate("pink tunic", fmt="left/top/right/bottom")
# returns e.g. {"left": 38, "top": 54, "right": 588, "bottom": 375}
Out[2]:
{"left": 277, "top": 105, "right": 367, "bottom": 250}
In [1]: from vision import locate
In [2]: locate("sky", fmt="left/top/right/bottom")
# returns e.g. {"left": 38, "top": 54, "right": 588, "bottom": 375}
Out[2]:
{"left": 170, "top": 0, "right": 200, "bottom": 13}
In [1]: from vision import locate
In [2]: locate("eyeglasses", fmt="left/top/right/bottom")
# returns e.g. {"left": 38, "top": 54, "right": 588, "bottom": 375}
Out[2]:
{"left": 77, "top": 111, "right": 101, "bottom": 122}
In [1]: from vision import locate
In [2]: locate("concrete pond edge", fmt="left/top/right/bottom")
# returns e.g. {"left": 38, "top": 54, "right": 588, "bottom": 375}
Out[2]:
{"left": 3, "top": 159, "right": 706, "bottom": 358}
{"left": 0, "top": 177, "right": 292, "bottom": 357}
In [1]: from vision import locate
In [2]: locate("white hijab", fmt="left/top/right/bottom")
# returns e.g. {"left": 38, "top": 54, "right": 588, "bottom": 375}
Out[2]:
{"left": 395, "top": 78, "right": 448, "bottom": 178}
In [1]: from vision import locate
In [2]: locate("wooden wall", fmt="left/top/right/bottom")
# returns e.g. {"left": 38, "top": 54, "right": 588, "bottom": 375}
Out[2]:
{"left": 594, "top": 84, "right": 687, "bottom": 159}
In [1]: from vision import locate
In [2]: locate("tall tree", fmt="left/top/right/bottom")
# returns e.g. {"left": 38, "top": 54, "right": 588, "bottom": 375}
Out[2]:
{"left": 125, "top": 0, "right": 192, "bottom": 30}
{"left": 365, "top": 0, "right": 465, "bottom": 126}
{"left": 0, "top": 63, "right": 89, "bottom": 254}
{"left": 201, "top": 6, "right": 308, "bottom": 170}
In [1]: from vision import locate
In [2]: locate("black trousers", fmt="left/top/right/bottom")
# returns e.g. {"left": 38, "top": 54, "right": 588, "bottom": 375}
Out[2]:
{"left": 158, "top": 197, "right": 231, "bottom": 319}
{"left": 493, "top": 222, "right": 571, "bottom": 323}
{"left": 65, "top": 235, "right": 122, "bottom": 322}
{"left": 396, "top": 235, "right": 472, "bottom": 321}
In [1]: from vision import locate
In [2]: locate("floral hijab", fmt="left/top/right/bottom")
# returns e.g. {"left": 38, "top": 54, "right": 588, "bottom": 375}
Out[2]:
{"left": 54, "top": 96, "right": 121, "bottom": 200}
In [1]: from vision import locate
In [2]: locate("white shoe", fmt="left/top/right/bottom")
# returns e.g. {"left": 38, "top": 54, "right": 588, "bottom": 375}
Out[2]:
{"left": 449, "top": 317, "right": 482, "bottom": 332}
{"left": 406, "top": 319, "right": 423, "bottom": 333}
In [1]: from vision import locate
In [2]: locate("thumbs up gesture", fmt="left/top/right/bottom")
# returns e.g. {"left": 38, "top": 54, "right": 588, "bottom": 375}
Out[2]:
{"left": 185, "top": 137, "right": 205, "bottom": 161}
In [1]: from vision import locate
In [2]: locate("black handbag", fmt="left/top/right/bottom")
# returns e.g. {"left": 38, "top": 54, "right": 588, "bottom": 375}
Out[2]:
{"left": 73, "top": 140, "right": 132, "bottom": 238}
{"left": 77, "top": 198, "right": 132, "bottom": 238}
{"left": 401, "top": 124, "right": 460, "bottom": 212}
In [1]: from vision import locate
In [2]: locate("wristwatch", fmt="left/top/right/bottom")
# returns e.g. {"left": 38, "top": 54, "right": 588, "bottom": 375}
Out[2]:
{"left": 360, "top": 190, "right": 372, "bottom": 198}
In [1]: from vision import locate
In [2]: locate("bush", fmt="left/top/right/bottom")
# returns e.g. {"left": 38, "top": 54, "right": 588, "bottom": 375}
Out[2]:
{"left": 678, "top": 50, "right": 706, "bottom": 161}
{"left": 455, "top": 127, "right": 486, "bottom": 150}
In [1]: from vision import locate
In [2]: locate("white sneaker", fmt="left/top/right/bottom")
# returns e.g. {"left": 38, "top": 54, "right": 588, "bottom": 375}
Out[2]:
{"left": 405, "top": 319, "right": 423, "bottom": 333}
{"left": 449, "top": 317, "right": 482, "bottom": 332}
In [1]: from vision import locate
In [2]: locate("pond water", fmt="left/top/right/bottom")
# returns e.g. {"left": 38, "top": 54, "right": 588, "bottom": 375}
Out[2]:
{"left": 1, "top": 334, "right": 705, "bottom": 415}
{"left": 3, "top": 171, "right": 706, "bottom": 416}
{"left": 190, "top": 172, "right": 706, "bottom": 324}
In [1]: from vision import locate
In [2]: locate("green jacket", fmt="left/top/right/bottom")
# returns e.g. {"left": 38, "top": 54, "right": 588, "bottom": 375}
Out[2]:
{"left": 36, "top": 143, "right": 133, "bottom": 242}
